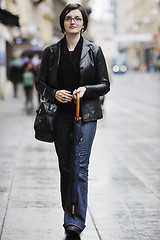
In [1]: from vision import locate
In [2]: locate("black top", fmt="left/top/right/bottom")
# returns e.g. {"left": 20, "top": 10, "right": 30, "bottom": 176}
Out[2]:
{"left": 56, "top": 36, "right": 83, "bottom": 115}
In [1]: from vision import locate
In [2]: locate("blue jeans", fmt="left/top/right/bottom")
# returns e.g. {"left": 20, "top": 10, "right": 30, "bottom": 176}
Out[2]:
{"left": 54, "top": 113, "right": 97, "bottom": 230}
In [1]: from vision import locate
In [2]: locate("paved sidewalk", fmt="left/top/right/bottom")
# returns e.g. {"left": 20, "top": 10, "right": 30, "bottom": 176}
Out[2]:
{"left": 0, "top": 71, "right": 160, "bottom": 240}
{"left": 0, "top": 95, "right": 99, "bottom": 240}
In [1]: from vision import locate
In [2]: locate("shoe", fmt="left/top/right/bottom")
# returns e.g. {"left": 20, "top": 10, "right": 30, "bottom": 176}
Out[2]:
{"left": 65, "top": 225, "right": 81, "bottom": 237}
{"left": 65, "top": 235, "right": 81, "bottom": 240}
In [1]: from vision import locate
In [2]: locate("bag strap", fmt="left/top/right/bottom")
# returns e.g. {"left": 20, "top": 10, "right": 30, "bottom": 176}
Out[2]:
{"left": 41, "top": 87, "right": 47, "bottom": 102}
{"left": 75, "top": 93, "right": 81, "bottom": 120}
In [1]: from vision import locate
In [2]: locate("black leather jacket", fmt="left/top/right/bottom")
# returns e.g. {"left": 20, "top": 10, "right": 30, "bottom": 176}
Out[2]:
{"left": 35, "top": 37, "right": 110, "bottom": 122}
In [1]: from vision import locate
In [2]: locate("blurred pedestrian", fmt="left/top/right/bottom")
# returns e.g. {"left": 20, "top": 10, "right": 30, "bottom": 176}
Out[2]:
{"left": 22, "top": 62, "right": 34, "bottom": 114}
{"left": 35, "top": 3, "right": 110, "bottom": 239}
{"left": 31, "top": 55, "right": 41, "bottom": 104}
{"left": 9, "top": 58, "right": 23, "bottom": 98}
{"left": 156, "top": 54, "right": 160, "bottom": 72}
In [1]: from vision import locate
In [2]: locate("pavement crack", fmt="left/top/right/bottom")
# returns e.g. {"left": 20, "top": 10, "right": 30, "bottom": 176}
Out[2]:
{"left": 88, "top": 206, "right": 102, "bottom": 240}
{"left": 0, "top": 163, "right": 17, "bottom": 240}
{"left": 125, "top": 189, "right": 142, "bottom": 240}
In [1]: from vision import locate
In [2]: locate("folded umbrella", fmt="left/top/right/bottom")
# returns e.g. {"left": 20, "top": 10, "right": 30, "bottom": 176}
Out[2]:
{"left": 70, "top": 93, "right": 83, "bottom": 216}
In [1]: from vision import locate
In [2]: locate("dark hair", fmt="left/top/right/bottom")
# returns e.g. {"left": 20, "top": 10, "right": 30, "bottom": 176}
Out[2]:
{"left": 59, "top": 3, "right": 88, "bottom": 33}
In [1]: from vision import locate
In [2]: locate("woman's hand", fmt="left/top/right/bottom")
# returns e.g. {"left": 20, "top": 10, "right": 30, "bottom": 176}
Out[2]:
{"left": 73, "top": 87, "right": 86, "bottom": 100}
{"left": 55, "top": 90, "right": 72, "bottom": 103}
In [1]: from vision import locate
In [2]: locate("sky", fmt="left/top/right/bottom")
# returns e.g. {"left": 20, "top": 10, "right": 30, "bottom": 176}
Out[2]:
{"left": 89, "top": 0, "right": 113, "bottom": 22}
{"left": 66, "top": 0, "right": 82, "bottom": 4}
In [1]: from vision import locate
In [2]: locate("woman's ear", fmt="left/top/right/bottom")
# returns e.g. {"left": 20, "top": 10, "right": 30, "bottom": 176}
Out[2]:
{"left": 81, "top": 28, "right": 84, "bottom": 34}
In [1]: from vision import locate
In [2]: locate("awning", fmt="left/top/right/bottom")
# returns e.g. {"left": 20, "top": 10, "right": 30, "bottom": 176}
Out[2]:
{"left": 0, "top": 8, "right": 19, "bottom": 27}
{"left": 114, "top": 33, "right": 154, "bottom": 42}
{"left": 32, "top": 0, "right": 43, "bottom": 4}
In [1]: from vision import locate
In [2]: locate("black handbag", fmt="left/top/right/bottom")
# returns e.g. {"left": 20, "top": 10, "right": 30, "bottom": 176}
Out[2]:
{"left": 34, "top": 92, "right": 57, "bottom": 143}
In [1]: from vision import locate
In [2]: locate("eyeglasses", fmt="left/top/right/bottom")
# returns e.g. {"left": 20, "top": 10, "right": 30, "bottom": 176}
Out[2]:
{"left": 64, "top": 16, "right": 83, "bottom": 23}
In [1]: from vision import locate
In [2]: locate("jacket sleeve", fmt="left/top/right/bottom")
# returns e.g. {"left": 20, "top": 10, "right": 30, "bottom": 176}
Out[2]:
{"left": 85, "top": 46, "right": 110, "bottom": 99}
{"left": 35, "top": 47, "right": 56, "bottom": 102}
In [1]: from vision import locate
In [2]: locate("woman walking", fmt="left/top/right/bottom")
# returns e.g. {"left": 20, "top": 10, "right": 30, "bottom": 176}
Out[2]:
{"left": 35, "top": 3, "right": 110, "bottom": 239}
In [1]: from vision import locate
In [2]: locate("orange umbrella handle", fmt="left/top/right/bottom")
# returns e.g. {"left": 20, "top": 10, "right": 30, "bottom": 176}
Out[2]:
{"left": 76, "top": 93, "right": 81, "bottom": 120}
{"left": 72, "top": 205, "right": 75, "bottom": 215}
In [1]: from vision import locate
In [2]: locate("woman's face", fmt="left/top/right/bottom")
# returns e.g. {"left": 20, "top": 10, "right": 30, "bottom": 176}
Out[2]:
{"left": 64, "top": 9, "right": 84, "bottom": 35}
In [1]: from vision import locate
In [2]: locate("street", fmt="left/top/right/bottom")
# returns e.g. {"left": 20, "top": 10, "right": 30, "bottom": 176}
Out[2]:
{"left": 0, "top": 71, "right": 160, "bottom": 240}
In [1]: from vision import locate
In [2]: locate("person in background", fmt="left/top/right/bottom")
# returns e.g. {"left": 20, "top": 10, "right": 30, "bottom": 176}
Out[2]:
{"left": 31, "top": 55, "right": 41, "bottom": 104}
{"left": 35, "top": 3, "right": 110, "bottom": 239}
{"left": 22, "top": 62, "right": 34, "bottom": 114}
{"left": 9, "top": 59, "right": 23, "bottom": 98}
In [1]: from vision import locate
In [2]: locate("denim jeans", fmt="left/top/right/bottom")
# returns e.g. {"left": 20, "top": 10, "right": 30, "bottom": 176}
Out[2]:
{"left": 54, "top": 113, "right": 97, "bottom": 230}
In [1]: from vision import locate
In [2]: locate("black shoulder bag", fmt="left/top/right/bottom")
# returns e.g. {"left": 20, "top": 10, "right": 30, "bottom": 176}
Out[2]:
{"left": 34, "top": 89, "right": 57, "bottom": 143}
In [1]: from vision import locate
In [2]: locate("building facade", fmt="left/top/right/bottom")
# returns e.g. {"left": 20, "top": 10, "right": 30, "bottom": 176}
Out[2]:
{"left": 0, "top": 0, "right": 20, "bottom": 98}
{"left": 115, "top": 0, "right": 160, "bottom": 71}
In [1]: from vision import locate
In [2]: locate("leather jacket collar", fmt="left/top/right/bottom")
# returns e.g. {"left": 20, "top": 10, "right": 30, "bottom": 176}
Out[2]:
{"left": 49, "top": 37, "right": 92, "bottom": 65}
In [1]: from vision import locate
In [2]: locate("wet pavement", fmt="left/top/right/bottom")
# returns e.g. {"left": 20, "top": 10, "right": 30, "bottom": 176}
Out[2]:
{"left": 0, "top": 71, "right": 160, "bottom": 240}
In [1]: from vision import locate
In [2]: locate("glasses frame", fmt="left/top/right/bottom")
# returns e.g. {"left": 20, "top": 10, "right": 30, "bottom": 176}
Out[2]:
{"left": 64, "top": 16, "right": 83, "bottom": 23}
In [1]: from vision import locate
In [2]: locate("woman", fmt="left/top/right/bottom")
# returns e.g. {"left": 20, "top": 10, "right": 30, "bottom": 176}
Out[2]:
{"left": 35, "top": 3, "right": 110, "bottom": 238}
{"left": 22, "top": 62, "right": 34, "bottom": 114}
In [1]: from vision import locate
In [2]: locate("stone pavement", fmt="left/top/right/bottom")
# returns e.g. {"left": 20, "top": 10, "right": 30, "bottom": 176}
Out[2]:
{"left": 0, "top": 71, "right": 160, "bottom": 240}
